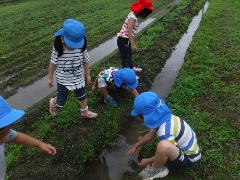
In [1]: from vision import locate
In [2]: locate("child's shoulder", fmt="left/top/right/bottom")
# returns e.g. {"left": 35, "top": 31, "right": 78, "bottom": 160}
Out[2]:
{"left": 127, "top": 11, "right": 137, "bottom": 20}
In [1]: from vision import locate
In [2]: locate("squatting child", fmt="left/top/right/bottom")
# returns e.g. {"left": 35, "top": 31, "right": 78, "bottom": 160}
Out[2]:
{"left": 91, "top": 67, "right": 139, "bottom": 107}
{"left": 117, "top": 0, "right": 154, "bottom": 71}
{"left": 0, "top": 97, "right": 57, "bottom": 179}
{"left": 128, "top": 91, "right": 201, "bottom": 179}
{"left": 48, "top": 19, "right": 97, "bottom": 119}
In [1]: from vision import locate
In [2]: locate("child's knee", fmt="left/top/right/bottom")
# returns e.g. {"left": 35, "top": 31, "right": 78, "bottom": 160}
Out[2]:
{"left": 98, "top": 77, "right": 107, "bottom": 88}
{"left": 156, "top": 140, "right": 172, "bottom": 154}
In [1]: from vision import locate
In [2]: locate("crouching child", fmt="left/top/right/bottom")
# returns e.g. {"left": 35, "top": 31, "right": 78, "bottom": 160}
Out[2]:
{"left": 0, "top": 97, "right": 57, "bottom": 179}
{"left": 128, "top": 91, "right": 201, "bottom": 179}
{"left": 92, "top": 67, "right": 139, "bottom": 107}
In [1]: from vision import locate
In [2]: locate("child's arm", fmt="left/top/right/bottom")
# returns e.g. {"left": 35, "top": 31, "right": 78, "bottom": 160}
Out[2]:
{"left": 91, "top": 72, "right": 102, "bottom": 92}
{"left": 48, "top": 62, "right": 57, "bottom": 88}
{"left": 128, "top": 129, "right": 157, "bottom": 156}
{"left": 13, "top": 132, "right": 56, "bottom": 155}
{"left": 83, "top": 62, "right": 91, "bottom": 86}
{"left": 127, "top": 18, "right": 137, "bottom": 52}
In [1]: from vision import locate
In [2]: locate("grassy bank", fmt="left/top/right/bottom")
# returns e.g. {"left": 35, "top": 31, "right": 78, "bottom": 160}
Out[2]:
{"left": 140, "top": 0, "right": 240, "bottom": 179}
{"left": 0, "top": 0, "right": 169, "bottom": 98}
{"left": 6, "top": 0, "right": 205, "bottom": 179}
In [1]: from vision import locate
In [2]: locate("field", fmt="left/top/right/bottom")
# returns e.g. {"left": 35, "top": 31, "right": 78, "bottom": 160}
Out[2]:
{"left": 0, "top": 0, "right": 169, "bottom": 97}
{"left": 5, "top": 0, "right": 207, "bottom": 179}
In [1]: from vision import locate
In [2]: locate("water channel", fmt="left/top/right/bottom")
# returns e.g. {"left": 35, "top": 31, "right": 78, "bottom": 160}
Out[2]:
{"left": 83, "top": 2, "right": 209, "bottom": 180}
{"left": 6, "top": 0, "right": 181, "bottom": 110}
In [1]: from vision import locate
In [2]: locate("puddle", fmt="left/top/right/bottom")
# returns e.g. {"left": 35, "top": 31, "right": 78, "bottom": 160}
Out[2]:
{"left": 151, "top": 1, "right": 209, "bottom": 98}
{"left": 6, "top": 0, "right": 180, "bottom": 110}
{"left": 83, "top": 2, "right": 209, "bottom": 180}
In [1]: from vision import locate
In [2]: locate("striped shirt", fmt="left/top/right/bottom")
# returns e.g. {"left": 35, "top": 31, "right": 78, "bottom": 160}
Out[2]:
{"left": 51, "top": 48, "right": 90, "bottom": 90}
{"left": 156, "top": 115, "right": 200, "bottom": 157}
{"left": 117, "top": 11, "right": 139, "bottom": 38}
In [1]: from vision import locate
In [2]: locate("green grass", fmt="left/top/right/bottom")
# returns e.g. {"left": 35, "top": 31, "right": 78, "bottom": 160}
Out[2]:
{"left": 5, "top": 0, "right": 206, "bottom": 179}
{"left": 0, "top": 0, "right": 169, "bottom": 98}
{"left": 140, "top": 0, "right": 240, "bottom": 179}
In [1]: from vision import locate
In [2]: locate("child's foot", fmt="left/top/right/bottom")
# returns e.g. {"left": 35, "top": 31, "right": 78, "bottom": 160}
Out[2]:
{"left": 49, "top": 98, "right": 57, "bottom": 117}
{"left": 104, "top": 96, "right": 117, "bottom": 107}
{"left": 138, "top": 165, "right": 169, "bottom": 180}
{"left": 81, "top": 110, "right": 98, "bottom": 119}
{"left": 133, "top": 67, "right": 142, "bottom": 73}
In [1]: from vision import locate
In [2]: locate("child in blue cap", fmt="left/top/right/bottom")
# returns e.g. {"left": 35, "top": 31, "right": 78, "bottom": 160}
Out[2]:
{"left": 48, "top": 19, "right": 97, "bottom": 119}
{"left": 91, "top": 67, "right": 139, "bottom": 107}
{"left": 128, "top": 91, "right": 201, "bottom": 179}
{"left": 0, "top": 97, "right": 56, "bottom": 179}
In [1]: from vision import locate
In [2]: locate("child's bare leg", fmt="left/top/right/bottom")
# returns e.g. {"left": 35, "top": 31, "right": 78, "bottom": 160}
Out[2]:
{"left": 100, "top": 87, "right": 110, "bottom": 100}
{"left": 152, "top": 140, "right": 179, "bottom": 168}
{"left": 98, "top": 77, "right": 117, "bottom": 107}
{"left": 79, "top": 99, "right": 97, "bottom": 118}
{"left": 75, "top": 87, "right": 97, "bottom": 119}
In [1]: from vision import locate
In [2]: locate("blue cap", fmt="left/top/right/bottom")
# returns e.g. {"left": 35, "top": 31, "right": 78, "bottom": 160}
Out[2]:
{"left": 131, "top": 91, "right": 172, "bottom": 129}
{"left": 0, "top": 97, "right": 25, "bottom": 128}
{"left": 113, "top": 68, "right": 138, "bottom": 89}
{"left": 55, "top": 19, "right": 85, "bottom": 49}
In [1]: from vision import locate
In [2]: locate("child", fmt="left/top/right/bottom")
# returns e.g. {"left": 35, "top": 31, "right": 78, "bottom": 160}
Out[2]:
{"left": 128, "top": 91, "right": 201, "bottom": 179}
{"left": 48, "top": 19, "right": 97, "bottom": 119}
{"left": 117, "top": 0, "right": 154, "bottom": 71}
{"left": 0, "top": 96, "right": 57, "bottom": 179}
{"left": 91, "top": 67, "right": 139, "bottom": 107}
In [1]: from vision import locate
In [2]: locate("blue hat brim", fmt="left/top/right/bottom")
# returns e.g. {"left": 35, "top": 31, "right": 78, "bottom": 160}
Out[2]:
{"left": 54, "top": 28, "right": 84, "bottom": 49}
{"left": 0, "top": 109, "right": 25, "bottom": 128}
{"left": 131, "top": 109, "right": 139, "bottom": 117}
{"left": 143, "top": 109, "right": 171, "bottom": 129}
{"left": 126, "top": 79, "right": 138, "bottom": 89}
{"left": 54, "top": 28, "right": 64, "bottom": 36}
{"left": 64, "top": 36, "right": 84, "bottom": 49}
{"left": 113, "top": 71, "right": 122, "bottom": 88}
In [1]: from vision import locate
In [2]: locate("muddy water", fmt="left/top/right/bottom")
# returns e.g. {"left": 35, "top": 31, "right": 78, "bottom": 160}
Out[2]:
{"left": 6, "top": 0, "right": 180, "bottom": 110}
{"left": 83, "top": 2, "right": 209, "bottom": 180}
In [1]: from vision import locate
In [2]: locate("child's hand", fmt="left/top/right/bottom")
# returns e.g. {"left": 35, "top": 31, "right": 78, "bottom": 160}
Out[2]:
{"left": 131, "top": 44, "right": 137, "bottom": 52}
{"left": 86, "top": 75, "right": 92, "bottom": 86}
{"left": 128, "top": 145, "right": 137, "bottom": 156}
{"left": 91, "top": 84, "right": 97, "bottom": 92}
{"left": 138, "top": 158, "right": 152, "bottom": 168}
{"left": 39, "top": 142, "right": 57, "bottom": 155}
{"left": 48, "top": 78, "right": 54, "bottom": 88}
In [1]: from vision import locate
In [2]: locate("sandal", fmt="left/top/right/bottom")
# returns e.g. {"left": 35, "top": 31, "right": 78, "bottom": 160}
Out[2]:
{"left": 49, "top": 98, "right": 57, "bottom": 117}
{"left": 81, "top": 110, "right": 98, "bottom": 119}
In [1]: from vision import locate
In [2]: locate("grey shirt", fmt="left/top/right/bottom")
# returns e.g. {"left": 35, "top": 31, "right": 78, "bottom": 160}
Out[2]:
{"left": 0, "top": 129, "right": 17, "bottom": 180}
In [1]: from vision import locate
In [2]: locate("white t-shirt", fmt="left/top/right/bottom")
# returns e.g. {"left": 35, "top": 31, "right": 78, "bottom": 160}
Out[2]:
{"left": 117, "top": 11, "right": 139, "bottom": 38}
{"left": 51, "top": 48, "right": 90, "bottom": 90}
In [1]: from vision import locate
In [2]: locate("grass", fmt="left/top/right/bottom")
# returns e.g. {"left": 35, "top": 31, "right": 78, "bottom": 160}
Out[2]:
{"left": 0, "top": 0, "right": 169, "bottom": 98}
{"left": 5, "top": 0, "right": 206, "bottom": 179}
{"left": 139, "top": 0, "right": 240, "bottom": 179}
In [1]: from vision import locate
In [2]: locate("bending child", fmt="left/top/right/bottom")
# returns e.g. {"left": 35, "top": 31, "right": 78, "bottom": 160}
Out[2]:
{"left": 92, "top": 67, "right": 139, "bottom": 107}
{"left": 128, "top": 91, "right": 201, "bottom": 179}
{"left": 0, "top": 97, "right": 57, "bottom": 179}
{"left": 117, "top": 0, "right": 154, "bottom": 71}
{"left": 48, "top": 19, "right": 97, "bottom": 119}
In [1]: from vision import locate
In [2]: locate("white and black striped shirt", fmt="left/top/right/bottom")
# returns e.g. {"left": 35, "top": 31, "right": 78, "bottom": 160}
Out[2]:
{"left": 51, "top": 48, "right": 90, "bottom": 90}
